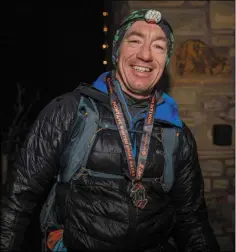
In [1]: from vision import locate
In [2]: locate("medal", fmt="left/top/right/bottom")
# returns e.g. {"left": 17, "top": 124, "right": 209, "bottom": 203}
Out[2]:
{"left": 130, "top": 181, "right": 148, "bottom": 209}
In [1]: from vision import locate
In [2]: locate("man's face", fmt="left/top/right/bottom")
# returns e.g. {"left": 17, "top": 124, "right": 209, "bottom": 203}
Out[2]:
{"left": 116, "top": 21, "right": 168, "bottom": 96}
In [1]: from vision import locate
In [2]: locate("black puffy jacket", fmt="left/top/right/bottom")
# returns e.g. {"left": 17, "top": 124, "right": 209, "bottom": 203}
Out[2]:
{"left": 1, "top": 74, "right": 220, "bottom": 252}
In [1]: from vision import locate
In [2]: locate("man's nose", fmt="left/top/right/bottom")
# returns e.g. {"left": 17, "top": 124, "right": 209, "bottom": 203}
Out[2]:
{"left": 136, "top": 44, "right": 153, "bottom": 62}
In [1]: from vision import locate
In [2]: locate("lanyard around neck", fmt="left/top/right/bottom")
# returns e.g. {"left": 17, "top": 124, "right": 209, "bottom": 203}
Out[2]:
{"left": 106, "top": 75, "right": 157, "bottom": 182}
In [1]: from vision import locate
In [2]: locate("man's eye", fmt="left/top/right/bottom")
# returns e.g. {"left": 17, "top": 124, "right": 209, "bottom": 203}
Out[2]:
{"left": 129, "top": 40, "right": 140, "bottom": 43}
{"left": 154, "top": 45, "right": 164, "bottom": 50}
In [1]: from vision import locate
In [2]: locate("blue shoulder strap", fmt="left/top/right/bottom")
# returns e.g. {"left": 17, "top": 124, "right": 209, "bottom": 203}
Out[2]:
{"left": 161, "top": 128, "right": 180, "bottom": 192}
{"left": 60, "top": 96, "right": 99, "bottom": 182}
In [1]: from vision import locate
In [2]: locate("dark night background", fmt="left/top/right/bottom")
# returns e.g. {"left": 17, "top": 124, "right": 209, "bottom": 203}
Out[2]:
{"left": 1, "top": 2, "right": 112, "bottom": 137}
{"left": 1, "top": 2, "right": 112, "bottom": 251}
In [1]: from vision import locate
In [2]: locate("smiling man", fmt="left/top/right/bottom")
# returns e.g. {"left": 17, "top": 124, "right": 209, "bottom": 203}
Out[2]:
{"left": 116, "top": 21, "right": 167, "bottom": 98}
{"left": 1, "top": 9, "right": 220, "bottom": 252}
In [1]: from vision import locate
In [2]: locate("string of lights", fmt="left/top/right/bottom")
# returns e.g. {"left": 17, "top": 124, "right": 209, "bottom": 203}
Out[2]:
{"left": 102, "top": 11, "right": 109, "bottom": 66}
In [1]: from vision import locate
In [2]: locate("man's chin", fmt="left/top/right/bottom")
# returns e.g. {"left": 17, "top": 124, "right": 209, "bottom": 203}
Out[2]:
{"left": 127, "top": 86, "right": 154, "bottom": 96}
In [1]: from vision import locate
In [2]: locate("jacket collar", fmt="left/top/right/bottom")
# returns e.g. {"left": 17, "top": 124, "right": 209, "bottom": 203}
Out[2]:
{"left": 93, "top": 72, "right": 183, "bottom": 128}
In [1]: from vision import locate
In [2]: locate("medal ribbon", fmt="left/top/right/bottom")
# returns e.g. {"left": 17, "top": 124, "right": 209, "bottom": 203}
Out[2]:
{"left": 106, "top": 76, "right": 157, "bottom": 209}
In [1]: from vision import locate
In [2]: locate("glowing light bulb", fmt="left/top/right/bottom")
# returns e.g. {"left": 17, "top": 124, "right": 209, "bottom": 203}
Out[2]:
{"left": 103, "top": 60, "right": 108, "bottom": 65}
{"left": 103, "top": 12, "right": 108, "bottom": 16}
{"left": 103, "top": 26, "right": 108, "bottom": 32}
{"left": 102, "top": 44, "right": 108, "bottom": 49}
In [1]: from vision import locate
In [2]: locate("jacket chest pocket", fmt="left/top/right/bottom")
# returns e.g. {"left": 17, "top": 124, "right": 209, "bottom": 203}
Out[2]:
{"left": 86, "top": 129, "right": 124, "bottom": 175}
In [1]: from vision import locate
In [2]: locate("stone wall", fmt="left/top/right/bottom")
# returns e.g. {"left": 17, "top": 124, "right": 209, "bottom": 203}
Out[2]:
{"left": 111, "top": 1, "right": 235, "bottom": 251}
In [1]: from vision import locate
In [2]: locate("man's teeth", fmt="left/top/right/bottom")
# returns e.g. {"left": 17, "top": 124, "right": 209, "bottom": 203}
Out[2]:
{"left": 132, "top": 66, "right": 151, "bottom": 72}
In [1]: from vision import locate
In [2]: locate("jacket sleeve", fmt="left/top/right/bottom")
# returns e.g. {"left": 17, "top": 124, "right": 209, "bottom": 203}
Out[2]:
{"left": 171, "top": 124, "right": 220, "bottom": 252}
{"left": 0, "top": 96, "right": 78, "bottom": 251}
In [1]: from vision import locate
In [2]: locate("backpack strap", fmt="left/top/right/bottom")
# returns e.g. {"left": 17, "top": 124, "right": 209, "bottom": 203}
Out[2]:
{"left": 161, "top": 127, "right": 180, "bottom": 192}
{"left": 76, "top": 84, "right": 111, "bottom": 112}
{"left": 60, "top": 96, "right": 99, "bottom": 182}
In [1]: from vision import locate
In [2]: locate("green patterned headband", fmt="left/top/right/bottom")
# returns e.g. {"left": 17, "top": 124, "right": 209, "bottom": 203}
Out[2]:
{"left": 112, "top": 9, "right": 174, "bottom": 68}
